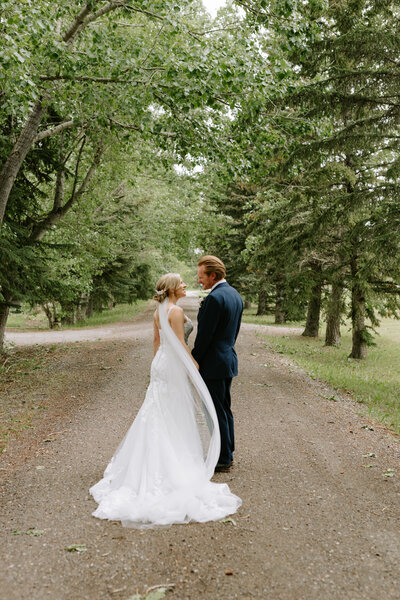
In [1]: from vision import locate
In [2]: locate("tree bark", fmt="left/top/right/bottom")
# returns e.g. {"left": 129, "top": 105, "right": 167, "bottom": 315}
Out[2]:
{"left": 42, "top": 302, "right": 59, "bottom": 329}
{"left": 75, "top": 294, "right": 89, "bottom": 321}
{"left": 61, "top": 303, "right": 76, "bottom": 325}
{"left": 257, "top": 286, "right": 267, "bottom": 315}
{"left": 325, "top": 282, "right": 343, "bottom": 346}
{"left": 86, "top": 296, "right": 94, "bottom": 319}
{"left": 349, "top": 258, "right": 367, "bottom": 359}
{"left": 302, "top": 279, "right": 322, "bottom": 338}
{"left": 0, "top": 304, "right": 10, "bottom": 353}
{"left": 274, "top": 280, "right": 286, "bottom": 324}
{"left": 0, "top": 100, "right": 46, "bottom": 224}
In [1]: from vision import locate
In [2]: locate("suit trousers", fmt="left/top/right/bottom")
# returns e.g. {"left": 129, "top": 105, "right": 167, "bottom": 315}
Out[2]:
{"left": 204, "top": 377, "right": 234, "bottom": 465}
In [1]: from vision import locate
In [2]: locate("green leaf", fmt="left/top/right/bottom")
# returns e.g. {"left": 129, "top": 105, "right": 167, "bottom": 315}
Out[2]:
{"left": 65, "top": 544, "right": 87, "bottom": 552}
{"left": 382, "top": 469, "right": 395, "bottom": 478}
{"left": 220, "top": 517, "right": 237, "bottom": 526}
{"left": 26, "top": 528, "right": 44, "bottom": 536}
{"left": 128, "top": 586, "right": 170, "bottom": 600}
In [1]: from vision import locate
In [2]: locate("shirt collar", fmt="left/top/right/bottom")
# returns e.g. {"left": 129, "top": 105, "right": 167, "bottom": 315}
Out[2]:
{"left": 210, "top": 279, "right": 226, "bottom": 292}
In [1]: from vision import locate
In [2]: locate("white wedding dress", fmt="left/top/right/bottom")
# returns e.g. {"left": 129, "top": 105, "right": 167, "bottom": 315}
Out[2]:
{"left": 90, "top": 299, "right": 241, "bottom": 528}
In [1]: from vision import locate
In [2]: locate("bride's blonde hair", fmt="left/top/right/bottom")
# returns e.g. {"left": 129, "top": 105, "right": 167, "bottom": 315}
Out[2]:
{"left": 154, "top": 273, "right": 181, "bottom": 303}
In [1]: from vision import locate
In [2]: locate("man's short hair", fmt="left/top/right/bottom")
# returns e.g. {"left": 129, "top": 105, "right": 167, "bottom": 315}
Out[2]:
{"left": 198, "top": 255, "right": 226, "bottom": 280}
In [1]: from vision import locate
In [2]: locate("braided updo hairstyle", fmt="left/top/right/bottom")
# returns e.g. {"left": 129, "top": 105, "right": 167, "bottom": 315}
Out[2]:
{"left": 154, "top": 273, "right": 181, "bottom": 303}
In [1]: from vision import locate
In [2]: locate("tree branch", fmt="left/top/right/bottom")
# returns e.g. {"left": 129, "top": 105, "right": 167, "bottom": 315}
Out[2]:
{"left": 39, "top": 75, "right": 146, "bottom": 84}
{"left": 123, "top": 4, "right": 164, "bottom": 21}
{"left": 53, "top": 134, "right": 65, "bottom": 211}
{"left": 28, "top": 142, "right": 104, "bottom": 242}
{"left": 70, "top": 136, "right": 87, "bottom": 202}
{"left": 63, "top": 2, "right": 129, "bottom": 43}
{"left": 109, "top": 118, "right": 176, "bottom": 137}
{"left": 34, "top": 120, "right": 77, "bottom": 143}
{"left": 62, "top": 4, "right": 92, "bottom": 43}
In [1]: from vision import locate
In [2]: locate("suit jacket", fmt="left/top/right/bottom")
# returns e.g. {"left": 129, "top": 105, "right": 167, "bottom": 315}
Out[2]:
{"left": 192, "top": 282, "right": 243, "bottom": 380}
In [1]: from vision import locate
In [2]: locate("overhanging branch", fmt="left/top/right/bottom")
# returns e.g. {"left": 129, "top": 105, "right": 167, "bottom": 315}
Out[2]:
{"left": 34, "top": 120, "right": 77, "bottom": 143}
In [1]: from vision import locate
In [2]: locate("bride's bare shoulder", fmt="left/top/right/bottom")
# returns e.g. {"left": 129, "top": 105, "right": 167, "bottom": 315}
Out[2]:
{"left": 168, "top": 304, "right": 184, "bottom": 321}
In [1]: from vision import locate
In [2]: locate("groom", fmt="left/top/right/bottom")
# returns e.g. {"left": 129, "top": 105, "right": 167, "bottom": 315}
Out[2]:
{"left": 192, "top": 255, "right": 243, "bottom": 472}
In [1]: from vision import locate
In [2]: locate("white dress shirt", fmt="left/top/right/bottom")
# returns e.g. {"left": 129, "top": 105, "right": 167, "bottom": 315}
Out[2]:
{"left": 210, "top": 278, "right": 226, "bottom": 292}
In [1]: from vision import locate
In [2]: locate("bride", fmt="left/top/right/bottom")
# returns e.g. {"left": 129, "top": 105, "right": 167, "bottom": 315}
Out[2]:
{"left": 90, "top": 273, "right": 241, "bottom": 528}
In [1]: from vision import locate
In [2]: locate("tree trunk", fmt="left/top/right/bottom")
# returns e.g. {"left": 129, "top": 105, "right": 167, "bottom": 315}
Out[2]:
{"left": 61, "top": 302, "right": 76, "bottom": 325}
{"left": 274, "top": 280, "right": 286, "bottom": 324}
{"left": 325, "top": 282, "right": 343, "bottom": 346}
{"left": 244, "top": 300, "right": 251, "bottom": 310}
{"left": 0, "top": 304, "right": 10, "bottom": 352}
{"left": 0, "top": 100, "right": 46, "bottom": 225}
{"left": 349, "top": 258, "right": 367, "bottom": 359}
{"left": 302, "top": 281, "right": 322, "bottom": 337}
{"left": 86, "top": 296, "right": 94, "bottom": 319}
{"left": 42, "top": 302, "right": 59, "bottom": 329}
{"left": 75, "top": 295, "right": 89, "bottom": 321}
{"left": 257, "top": 286, "right": 267, "bottom": 315}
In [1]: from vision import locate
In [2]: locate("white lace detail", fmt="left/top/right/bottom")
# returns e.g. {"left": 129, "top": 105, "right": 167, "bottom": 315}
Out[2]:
{"left": 89, "top": 298, "right": 241, "bottom": 528}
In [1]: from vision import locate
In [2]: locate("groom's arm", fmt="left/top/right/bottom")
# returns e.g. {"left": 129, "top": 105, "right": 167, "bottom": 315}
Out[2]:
{"left": 192, "top": 295, "right": 221, "bottom": 363}
{"left": 234, "top": 298, "right": 244, "bottom": 342}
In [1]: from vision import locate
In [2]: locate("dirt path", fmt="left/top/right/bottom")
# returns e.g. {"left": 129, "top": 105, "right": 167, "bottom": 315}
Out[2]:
{"left": 1, "top": 296, "right": 399, "bottom": 599}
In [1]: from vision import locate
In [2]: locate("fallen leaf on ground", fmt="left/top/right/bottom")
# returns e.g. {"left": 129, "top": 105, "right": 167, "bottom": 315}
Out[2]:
{"left": 220, "top": 517, "right": 237, "bottom": 526}
{"left": 225, "top": 570, "right": 234, "bottom": 576}
{"left": 128, "top": 583, "right": 174, "bottom": 600}
{"left": 382, "top": 469, "right": 395, "bottom": 478}
{"left": 26, "top": 528, "right": 44, "bottom": 536}
{"left": 65, "top": 544, "right": 87, "bottom": 552}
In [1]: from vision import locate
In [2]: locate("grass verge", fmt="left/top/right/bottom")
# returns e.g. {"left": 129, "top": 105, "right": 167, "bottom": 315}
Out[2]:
{"left": 242, "top": 312, "right": 400, "bottom": 434}
{"left": 6, "top": 300, "right": 151, "bottom": 330}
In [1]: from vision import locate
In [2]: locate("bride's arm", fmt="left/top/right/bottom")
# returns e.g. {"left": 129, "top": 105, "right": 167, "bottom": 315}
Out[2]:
{"left": 169, "top": 306, "right": 199, "bottom": 369}
{"left": 153, "top": 311, "right": 160, "bottom": 356}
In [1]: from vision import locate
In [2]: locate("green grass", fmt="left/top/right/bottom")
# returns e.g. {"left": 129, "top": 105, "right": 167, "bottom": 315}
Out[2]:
{"left": 243, "top": 312, "right": 400, "bottom": 434}
{"left": 242, "top": 308, "right": 304, "bottom": 328}
{"left": 7, "top": 300, "right": 151, "bottom": 330}
{"left": 62, "top": 300, "right": 151, "bottom": 328}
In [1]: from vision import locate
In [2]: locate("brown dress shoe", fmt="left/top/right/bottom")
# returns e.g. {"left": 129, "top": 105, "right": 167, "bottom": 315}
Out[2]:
{"left": 214, "top": 462, "right": 232, "bottom": 473}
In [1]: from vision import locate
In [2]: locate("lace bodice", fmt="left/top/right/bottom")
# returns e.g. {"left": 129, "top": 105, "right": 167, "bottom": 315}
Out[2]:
{"left": 184, "top": 316, "right": 193, "bottom": 344}
{"left": 158, "top": 314, "right": 193, "bottom": 345}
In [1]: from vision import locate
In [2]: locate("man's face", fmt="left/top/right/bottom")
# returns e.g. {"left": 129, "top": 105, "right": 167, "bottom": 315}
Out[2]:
{"left": 197, "top": 265, "right": 216, "bottom": 290}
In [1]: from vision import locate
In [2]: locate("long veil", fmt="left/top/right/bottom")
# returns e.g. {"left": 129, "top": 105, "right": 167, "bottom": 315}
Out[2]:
{"left": 158, "top": 298, "right": 220, "bottom": 479}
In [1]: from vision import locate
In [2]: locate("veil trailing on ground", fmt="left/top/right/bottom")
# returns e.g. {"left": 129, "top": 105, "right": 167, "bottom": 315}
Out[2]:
{"left": 158, "top": 298, "right": 220, "bottom": 478}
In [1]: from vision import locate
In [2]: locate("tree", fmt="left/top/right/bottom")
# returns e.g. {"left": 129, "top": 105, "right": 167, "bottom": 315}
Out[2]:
{"left": 236, "top": 0, "right": 400, "bottom": 357}
{"left": 0, "top": 0, "right": 269, "bottom": 349}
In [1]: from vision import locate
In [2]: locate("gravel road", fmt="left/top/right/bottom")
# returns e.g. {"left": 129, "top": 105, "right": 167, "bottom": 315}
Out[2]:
{"left": 1, "top": 295, "right": 399, "bottom": 599}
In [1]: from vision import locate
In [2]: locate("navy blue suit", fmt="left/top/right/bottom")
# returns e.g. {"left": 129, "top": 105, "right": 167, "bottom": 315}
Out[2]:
{"left": 192, "top": 282, "right": 243, "bottom": 465}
